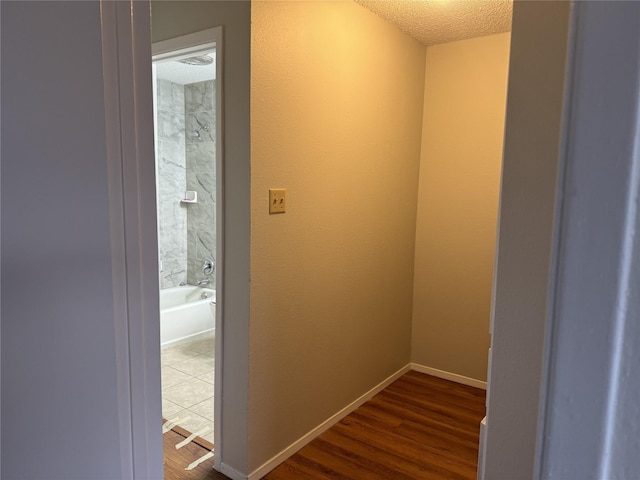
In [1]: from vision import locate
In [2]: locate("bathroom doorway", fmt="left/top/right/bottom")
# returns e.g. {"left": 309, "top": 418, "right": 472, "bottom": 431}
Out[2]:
{"left": 151, "top": 27, "right": 223, "bottom": 463}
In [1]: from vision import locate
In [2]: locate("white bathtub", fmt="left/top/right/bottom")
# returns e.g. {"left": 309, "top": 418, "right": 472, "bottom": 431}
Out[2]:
{"left": 160, "top": 286, "right": 215, "bottom": 348}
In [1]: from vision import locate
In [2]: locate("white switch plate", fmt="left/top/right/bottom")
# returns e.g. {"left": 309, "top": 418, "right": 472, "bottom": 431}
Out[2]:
{"left": 269, "top": 188, "right": 286, "bottom": 214}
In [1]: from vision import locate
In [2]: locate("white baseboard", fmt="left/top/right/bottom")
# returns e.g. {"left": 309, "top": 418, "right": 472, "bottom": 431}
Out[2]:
{"left": 410, "top": 363, "right": 487, "bottom": 390}
{"left": 247, "top": 364, "right": 412, "bottom": 480}
{"left": 216, "top": 461, "right": 247, "bottom": 480}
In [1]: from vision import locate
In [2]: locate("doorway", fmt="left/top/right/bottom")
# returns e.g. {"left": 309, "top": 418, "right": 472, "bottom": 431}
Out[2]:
{"left": 151, "top": 27, "right": 224, "bottom": 462}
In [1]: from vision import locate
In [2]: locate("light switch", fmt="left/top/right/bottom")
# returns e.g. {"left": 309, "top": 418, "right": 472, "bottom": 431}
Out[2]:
{"left": 269, "top": 188, "right": 286, "bottom": 214}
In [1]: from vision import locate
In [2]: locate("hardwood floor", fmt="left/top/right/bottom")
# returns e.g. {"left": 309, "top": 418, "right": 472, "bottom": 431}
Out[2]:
{"left": 265, "top": 371, "right": 485, "bottom": 480}
{"left": 164, "top": 428, "right": 227, "bottom": 480}
{"left": 164, "top": 371, "right": 486, "bottom": 480}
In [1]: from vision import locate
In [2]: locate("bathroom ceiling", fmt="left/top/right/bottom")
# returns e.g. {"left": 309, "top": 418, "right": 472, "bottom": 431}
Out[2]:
{"left": 354, "top": 0, "right": 513, "bottom": 46}
{"left": 155, "top": 51, "right": 216, "bottom": 85}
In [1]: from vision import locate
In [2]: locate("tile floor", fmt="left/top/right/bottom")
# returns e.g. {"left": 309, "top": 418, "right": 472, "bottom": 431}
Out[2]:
{"left": 161, "top": 333, "right": 215, "bottom": 444}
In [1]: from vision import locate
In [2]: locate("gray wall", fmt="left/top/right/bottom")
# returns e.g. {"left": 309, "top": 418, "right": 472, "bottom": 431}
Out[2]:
{"left": 1, "top": 2, "right": 124, "bottom": 478}
{"left": 483, "top": 1, "right": 571, "bottom": 478}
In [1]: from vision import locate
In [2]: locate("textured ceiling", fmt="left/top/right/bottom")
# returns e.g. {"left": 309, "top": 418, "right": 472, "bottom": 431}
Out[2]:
{"left": 355, "top": 0, "right": 513, "bottom": 46}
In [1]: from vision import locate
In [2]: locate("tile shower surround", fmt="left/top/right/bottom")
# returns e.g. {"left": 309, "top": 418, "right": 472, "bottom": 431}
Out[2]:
{"left": 156, "top": 79, "right": 216, "bottom": 288}
{"left": 185, "top": 81, "right": 216, "bottom": 286}
{"left": 157, "top": 79, "right": 187, "bottom": 288}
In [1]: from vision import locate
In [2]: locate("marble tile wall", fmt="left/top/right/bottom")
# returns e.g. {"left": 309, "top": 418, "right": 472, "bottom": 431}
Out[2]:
{"left": 156, "top": 79, "right": 187, "bottom": 288}
{"left": 184, "top": 80, "right": 217, "bottom": 287}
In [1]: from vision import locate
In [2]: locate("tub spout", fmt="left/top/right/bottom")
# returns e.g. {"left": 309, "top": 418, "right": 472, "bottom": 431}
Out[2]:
{"left": 197, "top": 278, "right": 210, "bottom": 287}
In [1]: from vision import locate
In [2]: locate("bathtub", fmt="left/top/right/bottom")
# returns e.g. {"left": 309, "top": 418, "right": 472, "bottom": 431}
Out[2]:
{"left": 160, "top": 285, "right": 215, "bottom": 347}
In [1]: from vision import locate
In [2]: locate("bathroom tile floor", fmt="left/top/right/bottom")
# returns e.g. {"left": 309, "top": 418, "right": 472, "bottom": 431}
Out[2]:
{"left": 161, "top": 333, "right": 215, "bottom": 444}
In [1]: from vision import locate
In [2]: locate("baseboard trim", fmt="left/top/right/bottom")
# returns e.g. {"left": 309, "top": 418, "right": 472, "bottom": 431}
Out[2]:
{"left": 247, "top": 364, "right": 412, "bottom": 480}
{"left": 410, "top": 363, "right": 487, "bottom": 390}
{"left": 216, "top": 461, "right": 247, "bottom": 480}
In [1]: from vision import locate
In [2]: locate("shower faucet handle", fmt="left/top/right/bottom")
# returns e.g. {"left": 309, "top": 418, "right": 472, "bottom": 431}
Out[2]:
{"left": 202, "top": 258, "right": 215, "bottom": 276}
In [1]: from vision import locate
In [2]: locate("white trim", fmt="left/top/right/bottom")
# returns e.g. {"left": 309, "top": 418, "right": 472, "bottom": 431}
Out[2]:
{"left": 100, "top": 4, "right": 133, "bottom": 477}
{"left": 478, "top": 416, "right": 488, "bottom": 480}
{"left": 213, "top": 27, "right": 226, "bottom": 472}
{"left": 101, "top": 1, "right": 163, "bottom": 478}
{"left": 218, "top": 462, "right": 248, "bottom": 480}
{"left": 201, "top": 27, "right": 227, "bottom": 471}
{"left": 152, "top": 27, "right": 220, "bottom": 62}
{"left": 536, "top": 3, "right": 640, "bottom": 477}
{"left": 410, "top": 363, "right": 487, "bottom": 390}
{"left": 534, "top": 5, "right": 578, "bottom": 476}
{"left": 247, "top": 365, "right": 412, "bottom": 480}
{"left": 151, "top": 26, "right": 226, "bottom": 469}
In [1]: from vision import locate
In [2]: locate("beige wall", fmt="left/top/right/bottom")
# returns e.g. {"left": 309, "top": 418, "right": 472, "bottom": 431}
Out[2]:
{"left": 412, "top": 33, "right": 511, "bottom": 381}
{"left": 250, "top": 0, "right": 425, "bottom": 471}
{"left": 152, "top": 0, "right": 512, "bottom": 474}
{"left": 152, "top": 1, "right": 252, "bottom": 473}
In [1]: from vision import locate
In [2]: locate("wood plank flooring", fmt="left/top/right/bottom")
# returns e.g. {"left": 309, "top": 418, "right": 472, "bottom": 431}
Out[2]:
{"left": 164, "top": 428, "right": 227, "bottom": 480}
{"left": 164, "top": 371, "right": 486, "bottom": 480}
{"left": 265, "top": 371, "right": 485, "bottom": 479}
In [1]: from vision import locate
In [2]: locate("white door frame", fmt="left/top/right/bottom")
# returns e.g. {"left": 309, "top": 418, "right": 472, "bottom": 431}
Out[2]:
{"left": 102, "top": 3, "right": 229, "bottom": 476}
{"left": 483, "top": 1, "right": 640, "bottom": 479}
{"left": 535, "top": 2, "right": 640, "bottom": 477}
{"left": 101, "top": 1, "right": 163, "bottom": 477}
{"left": 151, "top": 25, "right": 225, "bottom": 458}
{"left": 102, "top": 2, "right": 248, "bottom": 477}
